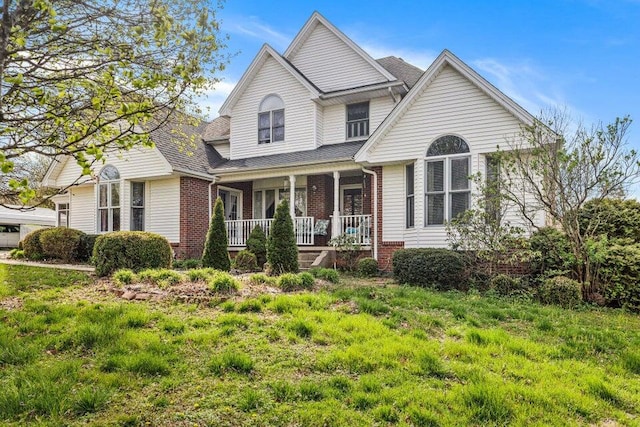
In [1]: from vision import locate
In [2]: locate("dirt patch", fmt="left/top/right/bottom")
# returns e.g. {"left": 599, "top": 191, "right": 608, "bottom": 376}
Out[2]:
{"left": 0, "top": 296, "right": 23, "bottom": 311}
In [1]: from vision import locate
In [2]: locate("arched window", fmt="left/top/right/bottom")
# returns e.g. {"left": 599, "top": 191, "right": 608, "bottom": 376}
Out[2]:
{"left": 97, "top": 165, "right": 121, "bottom": 232}
{"left": 258, "top": 94, "right": 284, "bottom": 144}
{"left": 424, "top": 135, "right": 471, "bottom": 225}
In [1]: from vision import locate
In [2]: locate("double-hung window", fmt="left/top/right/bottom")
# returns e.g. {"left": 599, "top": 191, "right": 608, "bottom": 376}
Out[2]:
{"left": 97, "top": 165, "right": 121, "bottom": 232}
{"left": 424, "top": 135, "right": 471, "bottom": 225}
{"left": 131, "top": 182, "right": 145, "bottom": 231}
{"left": 57, "top": 203, "right": 69, "bottom": 227}
{"left": 406, "top": 163, "right": 415, "bottom": 228}
{"left": 258, "top": 95, "right": 284, "bottom": 144}
{"left": 346, "top": 102, "right": 369, "bottom": 139}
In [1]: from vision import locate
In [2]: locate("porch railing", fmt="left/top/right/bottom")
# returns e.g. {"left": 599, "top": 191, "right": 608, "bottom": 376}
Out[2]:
{"left": 332, "top": 214, "right": 372, "bottom": 246}
{"left": 225, "top": 217, "right": 315, "bottom": 247}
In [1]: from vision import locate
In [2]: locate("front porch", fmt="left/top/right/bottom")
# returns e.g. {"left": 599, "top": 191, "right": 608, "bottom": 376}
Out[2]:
{"left": 216, "top": 167, "right": 376, "bottom": 249}
{"left": 225, "top": 214, "right": 372, "bottom": 247}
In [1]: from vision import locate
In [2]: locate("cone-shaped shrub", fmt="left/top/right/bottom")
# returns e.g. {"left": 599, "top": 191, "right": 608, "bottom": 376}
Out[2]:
{"left": 202, "top": 197, "right": 230, "bottom": 271}
{"left": 246, "top": 225, "right": 267, "bottom": 268}
{"left": 267, "top": 199, "right": 298, "bottom": 275}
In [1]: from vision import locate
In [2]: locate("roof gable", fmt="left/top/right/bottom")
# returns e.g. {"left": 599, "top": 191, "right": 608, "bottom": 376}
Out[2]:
{"left": 355, "top": 50, "right": 536, "bottom": 162}
{"left": 219, "top": 44, "right": 320, "bottom": 116}
{"left": 284, "top": 12, "right": 396, "bottom": 92}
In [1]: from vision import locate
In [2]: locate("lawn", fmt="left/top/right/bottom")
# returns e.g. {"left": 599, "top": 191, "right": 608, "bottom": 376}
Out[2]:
{"left": 1, "top": 264, "right": 639, "bottom": 426}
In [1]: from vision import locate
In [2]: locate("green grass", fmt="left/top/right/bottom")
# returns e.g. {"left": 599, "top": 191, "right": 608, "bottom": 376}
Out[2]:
{"left": 0, "top": 265, "right": 639, "bottom": 425}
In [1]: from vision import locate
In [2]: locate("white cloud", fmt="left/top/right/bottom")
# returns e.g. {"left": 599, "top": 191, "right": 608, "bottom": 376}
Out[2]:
{"left": 359, "top": 42, "right": 436, "bottom": 70}
{"left": 225, "top": 16, "right": 292, "bottom": 51}
{"left": 196, "top": 80, "right": 237, "bottom": 120}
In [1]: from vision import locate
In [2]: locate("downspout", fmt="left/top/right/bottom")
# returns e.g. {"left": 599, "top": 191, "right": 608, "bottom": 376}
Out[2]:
{"left": 208, "top": 176, "right": 219, "bottom": 219}
{"left": 361, "top": 167, "right": 378, "bottom": 260}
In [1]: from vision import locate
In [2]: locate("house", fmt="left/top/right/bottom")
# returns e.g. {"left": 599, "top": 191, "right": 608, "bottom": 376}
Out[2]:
{"left": 0, "top": 205, "right": 56, "bottom": 248}
{"left": 42, "top": 12, "right": 545, "bottom": 269}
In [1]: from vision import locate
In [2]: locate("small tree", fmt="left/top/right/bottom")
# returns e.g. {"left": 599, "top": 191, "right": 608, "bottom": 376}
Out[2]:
{"left": 500, "top": 109, "right": 640, "bottom": 300}
{"left": 246, "top": 225, "right": 267, "bottom": 268}
{"left": 447, "top": 171, "right": 528, "bottom": 276}
{"left": 267, "top": 199, "right": 298, "bottom": 275}
{"left": 202, "top": 197, "right": 230, "bottom": 271}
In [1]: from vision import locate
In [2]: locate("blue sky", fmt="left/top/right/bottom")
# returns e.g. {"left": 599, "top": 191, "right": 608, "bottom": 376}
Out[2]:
{"left": 203, "top": 0, "right": 640, "bottom": 193}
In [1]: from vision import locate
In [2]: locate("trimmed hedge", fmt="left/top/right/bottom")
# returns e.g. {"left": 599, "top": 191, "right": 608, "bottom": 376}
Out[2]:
{"left": 597, "top": 241, "right": 640, "bottom": 311}
{"left": 40, "top": 227, "right": 85, "bottom": 263}
{"left": 21, "top": 228, "right": 49, "bottom": 260}
{"left": 246, "top": 225, "right": 267, "bottom": 268}
{"left": 79, "top": 234, "right": 100, "bottom": 262}
{"left": 93, "top": 231, "right": 172, "bottom": 277}
{"left": 392, "top": 248, "right": 468, "bottom": 290}
{"left": 538, "top": 276, "right": 582, "bottom": 308}
{"left": 233, "top": 250, "right": 258, "bottom": 272}
{"left": 357, "top": 257, "right": 378, "bottom": 277}
{"left": 267, "top": 199, "right": 298, "bottom": 275}
{"left": 202, "top": 197, "right": 231, "bottom": 271}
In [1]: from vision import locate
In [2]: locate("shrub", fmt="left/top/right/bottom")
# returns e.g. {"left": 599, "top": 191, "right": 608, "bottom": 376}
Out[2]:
{"left": 112, "top": 269, "right": 137, "bottom": 287}
{"left": 207, "top": 272, "right": 240, "bottom": 294}
{"left": 579, "top": 198, "right": 640, "bottom": 243}
{"left": 596, "top": 241, "right": 640, "bottom": 311}
{"left": 538, "top": 276, "right": 582, "bottom": 308}
{"left": 78, "top": 234, "right": 99, "bottom": 262}
{"left": 233, "top": 250, "right": 258, "bottom": 272}
{"left": 21, "top": 228, "right": 49, "bottom": 260}
{"left": 173, "top": 258, "right": 201, "bottom": 270}
{"left": 310, "top": 267, "right": 340, "bottom": 284}
{"left": 277, "top": 273, "right": 302, "bottom": 292}
{"left": 8, "top": 248, "right": 24, "bottom": 259}
{"left": 392, "top": 248, "right": 468, "bottom": 290}
{"left": 529, "top": 227, "right": 575, "bottom": 277}
{"left": 40, "top": 227, "right": 85, "bottom": 263}
{"left": 298, "top": 272, "right": 315, "bottom": 289}
{"left": 357, "top": 257, "right": 378, "bottom": 277}
{"left": 248, "top": 273, "right": 277, "bottom": 286}
{"left": 187, "top": 268, "right": 218, "bottom": 282}
{"left": 267, "top": 199, "right": 298, "bottom": 275}
{"left": 246, "top": 225, "right": 267, "bottom": 268}
{"left": 330, "top": 234, "right": 361, "bottom": 271}
{"left": 202, "top": 197, "right": 230, "bottom": 271}
{"left": 93, "top": 231, "right": 172, "bottom": 277}
{"left": 489, "top": 274, "right": 529, "bottom": 297}
{"left": 137, "top": 268, "right": 184, "bottom": 288}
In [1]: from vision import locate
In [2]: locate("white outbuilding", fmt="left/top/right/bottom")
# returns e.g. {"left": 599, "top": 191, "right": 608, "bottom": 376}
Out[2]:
{"left": 0, "top": 205, "right": 56, "bottom": 248}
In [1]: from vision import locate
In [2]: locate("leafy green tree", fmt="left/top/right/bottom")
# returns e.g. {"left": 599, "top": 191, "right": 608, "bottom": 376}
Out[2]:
{"left": 267, "top": 199, "right": 298, "bottom": 275}
{"left": 500, "top": 109, "right": 639, "bottom": 300}
{"left": 202, "top": 197, "right": 230, "bottom": 271}
{"left": 0, "top": 0, "right": 228, "bottom": 206}
{"left": 246, "top": 225, "right": 267, "bottom": 268}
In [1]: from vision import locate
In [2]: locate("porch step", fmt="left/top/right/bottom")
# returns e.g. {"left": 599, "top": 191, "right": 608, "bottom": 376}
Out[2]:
{"left": 298, "top": 251, "right": 321, "bottom": 270}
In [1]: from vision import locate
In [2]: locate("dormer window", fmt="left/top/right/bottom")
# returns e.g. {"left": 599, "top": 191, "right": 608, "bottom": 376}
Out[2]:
{"left": 258, "top": 94, "right": 284, "bottom": 144}
{"left": 346, "top": 101, "right": 369, "bottom": 139}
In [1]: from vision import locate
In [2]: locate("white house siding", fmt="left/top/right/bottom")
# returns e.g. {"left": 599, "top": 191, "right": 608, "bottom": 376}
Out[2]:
{"left": 146, "top": 178, "right": 180, "bottom": 243}
{"left": 53, "top": 146, "right": 172, "bottom": 187}
{"left": 288, "top": 22, "right": 387, "bottom": 92}
{"left": 371, "top": 65, "right": 544, "bottom": 248}
{"left": 321, "top": 96, "right": 396, "bottom": 145}
{"left": 68, "top": 185, "right": 96, "bottom": 233}
{"left": 229, "top": 56, "right": 316, "bottom": 159}
{"left": 365, "top": 65, "right": 524, "bottom": 164}
{"left": 215, "top": 143, "right": 230, "bottom": 159}
{"left": 382, "top": 164, "right": 405, "bottom": 241}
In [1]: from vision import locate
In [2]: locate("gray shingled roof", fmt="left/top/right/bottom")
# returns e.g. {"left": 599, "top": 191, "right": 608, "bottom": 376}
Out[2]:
{"left": 202, "top": 116, "right": 230, "bottom": 141}
{"left": 212, "top": 140, "right": 366, "bottom": 173}
{"left": 150, "top": 117, "right": 223, "bottom": 176}
{"left": 376, "top": 56, "right": 423, "bottom": 88}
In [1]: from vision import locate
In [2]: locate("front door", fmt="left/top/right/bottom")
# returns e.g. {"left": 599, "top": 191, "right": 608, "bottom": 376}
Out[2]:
{"left": 341, "top": 186, "right": 363, "bottom": 215}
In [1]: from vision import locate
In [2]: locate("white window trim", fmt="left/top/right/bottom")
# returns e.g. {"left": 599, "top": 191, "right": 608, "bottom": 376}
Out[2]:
{"left": 56, "top": 203, "right": 70, "bottom": 228}
{"left": 405, "top": 163, "right": 415, "bottom": 229}
{"left": 253, "top": 187, "right": 307, "bottom": 218}
{"left": 96, "top": 166, "right": 121, "bottom": 233}
{"left": 345, "top": 101, "right": 370, "bottom": 140}
{"left": 339, "top": 184, "right": 363, "bottom": 214}
{"left": 130, "top": 181, "right": 145, "bottom": 231}
{"left": 424, "top": 154, "right": 471, "bottom": 227}
{"left": 217, "top": 186, "right": 243, "bottom": 220}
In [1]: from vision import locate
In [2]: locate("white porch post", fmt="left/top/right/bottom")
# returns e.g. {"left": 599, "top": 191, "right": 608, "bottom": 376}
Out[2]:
{"left": 332, "top": 171, "right": 341, "bottom": 238}
{"left": 289, "top": 174, "right": 296, "bottom": 219}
